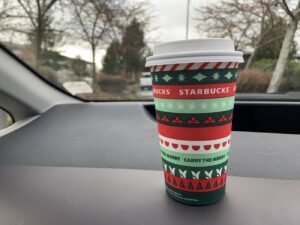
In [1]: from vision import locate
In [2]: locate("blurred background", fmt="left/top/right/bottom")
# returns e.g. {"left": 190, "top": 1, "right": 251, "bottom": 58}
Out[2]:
{"left": 0, "top": 0, "right": 300, "bottom": 101}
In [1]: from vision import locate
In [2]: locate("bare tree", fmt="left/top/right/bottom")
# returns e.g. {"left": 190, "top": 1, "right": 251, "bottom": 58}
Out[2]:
{"left": 0, "top": 1, "right": 15, "bottom": 31}
{"left": 119, "top": 1, "right": 153, "bottom": 32}
{"left": 267, "top": 0, "right": 300, "bottom": 93}
{"left": 10, "top": 0, "right": 59, "bottom": 70}
{"left": 119, "top": 0, "right": 155, "bottom": 47}
{"left": 195, "top": 0, "right": 283, "bottom": 69}
{"left": 69, "top": 0, "right": 119, "bottom": 90}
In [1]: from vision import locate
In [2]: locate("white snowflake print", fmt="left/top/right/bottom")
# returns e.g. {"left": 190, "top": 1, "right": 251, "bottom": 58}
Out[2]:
{"left": 200, "top": 103, "right": 207, "bottom": 109}
{"left": 167, "top": 103, "right": 173, "bottom": 109}
{"left": 212, "top": 103, "right": 218, "bottom": 109}
{"left": 189, "top": 103, "right": 196, "bottom": 109}
{"left": 177, "top": 103, "right": 184, "bottom": 109}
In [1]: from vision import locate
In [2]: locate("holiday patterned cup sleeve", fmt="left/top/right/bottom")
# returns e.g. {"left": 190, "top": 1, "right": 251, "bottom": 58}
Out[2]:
{"left": 152, "top": 61, "right": 239, "bottom": 205}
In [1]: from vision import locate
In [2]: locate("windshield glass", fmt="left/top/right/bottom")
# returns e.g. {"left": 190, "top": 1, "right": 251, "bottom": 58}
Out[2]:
{"left": 0, "top": 0, "right": 300, "bottom": 100}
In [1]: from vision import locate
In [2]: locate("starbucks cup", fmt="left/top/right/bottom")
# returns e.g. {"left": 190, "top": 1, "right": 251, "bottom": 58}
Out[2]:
{"left": 146, "top": 39, "right": 243, "bottom": 205}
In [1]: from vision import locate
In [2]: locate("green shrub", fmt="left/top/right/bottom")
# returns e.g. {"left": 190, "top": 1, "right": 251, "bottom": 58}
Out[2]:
{"left": 252, "top": 59, "right": 276, "bottom": 71}
{"left": 285, "top": 72, "right": 300, "bottom": 91}
{"left": 98, "top": 75, "right": 127, "bottom": 93}
{"left": 39, "top": 66, "right": 60, "bottom": 86}
{"left": 237, "top": 69, "right": 273, "bottom": 93}
{"left": 250, "top": 59, "right": 300, "bottom": 92}
{"left": 252, "top": 59, "right": 300, "bottom": 76}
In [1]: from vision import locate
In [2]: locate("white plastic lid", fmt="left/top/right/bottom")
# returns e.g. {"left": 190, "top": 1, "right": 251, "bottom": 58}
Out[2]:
{"left": 146, "top": 39, "right": 243, "bottom": 66}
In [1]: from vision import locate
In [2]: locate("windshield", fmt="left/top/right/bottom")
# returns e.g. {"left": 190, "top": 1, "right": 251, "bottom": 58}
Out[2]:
{"left": 0, "top": 0, "right": 300, "bottom": 100}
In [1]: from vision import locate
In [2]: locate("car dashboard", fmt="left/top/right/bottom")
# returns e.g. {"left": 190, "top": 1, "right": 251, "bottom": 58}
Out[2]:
{"left": 0, "top": 102, "right": 299, "bottom": 225}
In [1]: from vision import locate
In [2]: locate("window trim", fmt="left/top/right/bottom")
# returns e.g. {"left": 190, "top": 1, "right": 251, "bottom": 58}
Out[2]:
{"left": 236, "top": 93, "right": 300, "bottom": 102}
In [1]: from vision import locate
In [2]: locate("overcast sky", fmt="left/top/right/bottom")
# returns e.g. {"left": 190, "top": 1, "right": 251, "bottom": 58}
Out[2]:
{"left": 147, "top": 0, "right": 203, "bottom": 43}
{"left": 61, "top": 0, "right": 210, "bottom": 68}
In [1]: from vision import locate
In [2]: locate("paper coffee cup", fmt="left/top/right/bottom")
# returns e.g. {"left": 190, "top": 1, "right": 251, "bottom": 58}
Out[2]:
{"left": 146, "top": 39, "right": 243, "bottom": 205}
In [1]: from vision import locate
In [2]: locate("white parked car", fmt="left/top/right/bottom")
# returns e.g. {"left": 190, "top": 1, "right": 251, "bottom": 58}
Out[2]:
{"left": 140, "top": 71, "right": 152, "bottom": 91}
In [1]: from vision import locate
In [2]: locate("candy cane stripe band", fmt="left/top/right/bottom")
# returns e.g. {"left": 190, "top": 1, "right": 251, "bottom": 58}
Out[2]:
{"left": 151, "top": 62, "right": 238, "bottom": 72}
{"left": 170, "top": 64, "right": 179, "bottom": 71}
{"left": 184, "top": 63, "right": 194, "bottom": 70}
{"left": 199, "top": 62, "right": 209, "bottom": 69}
{"left": 213, "top": 62, "right": 222, "bottom": 69}
{"left": 225, "top": 62, "right": 232, "bottom": 68}
{"left": 160, "top": 65, "right": 167, "bottom": 71}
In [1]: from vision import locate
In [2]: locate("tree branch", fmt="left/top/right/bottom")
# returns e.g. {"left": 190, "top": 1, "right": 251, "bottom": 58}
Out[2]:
{"left": 293, "top": 0, "right": 300, "bottom": 19}
{"left": 282, "top": 0, "right": 295, "bottom": 20}
{"left": 36, "top": 0, "right": 41, "bottom": 22}
{"left": 43, "top": 0, "right": 57, "bottom": 16}
{"left": 70, "top": 0, "right": 93, "bottom": 45}
{"left": 16, "top": 0, "right": 37, "bottom": 28}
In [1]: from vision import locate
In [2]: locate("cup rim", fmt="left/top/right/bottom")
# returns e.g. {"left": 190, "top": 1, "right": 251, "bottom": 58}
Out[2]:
{"left": 146, "top": 39, "right": 244, "bottom": 67}
{"left": 146, "top": 51, "right": 243, "bottom": 67}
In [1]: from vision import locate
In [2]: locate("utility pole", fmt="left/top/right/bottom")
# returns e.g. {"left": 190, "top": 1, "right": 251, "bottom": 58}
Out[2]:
{"left": 186, "top": 0, "right": 190, "bottom": 39}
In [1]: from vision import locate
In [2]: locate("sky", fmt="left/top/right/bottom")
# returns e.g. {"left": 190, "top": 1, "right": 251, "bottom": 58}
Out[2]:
{"left": 147, "top": 0, "right": 202, "bottom": 43}
{"left": 60, "top": 0, "right": 210, "bottom": 68}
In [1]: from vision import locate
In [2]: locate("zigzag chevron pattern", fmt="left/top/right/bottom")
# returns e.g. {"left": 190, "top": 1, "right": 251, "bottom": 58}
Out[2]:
{"left": 164, "top": 170, "right": 227, "bottom": 192}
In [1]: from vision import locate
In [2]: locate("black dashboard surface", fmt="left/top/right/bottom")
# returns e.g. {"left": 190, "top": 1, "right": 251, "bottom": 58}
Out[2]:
{"left": 0, "top": 102, "right": 300, "bottom": 225}
{"left": 0, "top": 102, "right": 299, "bottom": 180}
{"left": 0, "top": 167, "right": 299, "bottom": 225}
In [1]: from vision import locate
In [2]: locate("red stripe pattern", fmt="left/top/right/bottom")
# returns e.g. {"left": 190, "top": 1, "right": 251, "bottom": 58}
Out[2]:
{"left": 213, "top": 62, "right": 222, "bottom": 69}
{"left": 160, "top": 65, "right": 166, "bottom": 71}
{"left": 183, "top": 63, "right": 194, "bottom": 70}
{"left": 225, "top": 62, "right": 232, "bottom": 68}
{"left": 164, "top": 170, "right": 227, "bottom": 192}
{"left": 158, "top": 123, "right": 232, "bottom": 141}
{"left": 199, "top": 62, "right": 210, "bottom": 69}
{"left": 170, "top": 64, "right": 179, "bottom": 71}
{"left": 151, "top": 62, "right": 238, "bottom": 72}
{"left": 152, "top": 83, "right": 236, "bottom": 99}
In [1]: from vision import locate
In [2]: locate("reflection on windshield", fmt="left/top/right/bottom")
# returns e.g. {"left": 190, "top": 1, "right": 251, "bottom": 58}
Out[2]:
{"left": 0, "top": 109, "right": 13, "bottom": 130}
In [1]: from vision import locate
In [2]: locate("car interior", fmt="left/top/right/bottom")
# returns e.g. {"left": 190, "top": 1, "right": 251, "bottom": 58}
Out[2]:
{"left": 1, "top": 41, "right": 300, "bottom": 224}
{"left": 1, "top": 0, "right": 300, "bottom": 224}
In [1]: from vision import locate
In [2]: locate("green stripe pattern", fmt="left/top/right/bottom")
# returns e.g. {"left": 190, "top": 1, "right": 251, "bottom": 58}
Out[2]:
{"left": 161, "top": 146, "right": 230, "bottom": 167}
{"left": 154, "top": 96, "right": 235, "bottom": 114}
{"left": 156, "top": 109, "right": 233, "bottom": 127}
{"left": 152, "top": 68, "right": 237, "bottom": 85}
{"left": 162, "top": 158, "right": 228, "bottom": 179}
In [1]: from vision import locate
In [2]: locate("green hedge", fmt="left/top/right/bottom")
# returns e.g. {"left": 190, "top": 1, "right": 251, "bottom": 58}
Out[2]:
{"left": 247, "top": 59, "right": 300, "bottom": 92}
{"left": 98, "top": 75, "right": 127, "bottom": 93}
{"left": 252, "top": 59, "right": 300, "bottom": 76}
{"left": 237, "top": 68, "right": 292, "bottom": 93}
